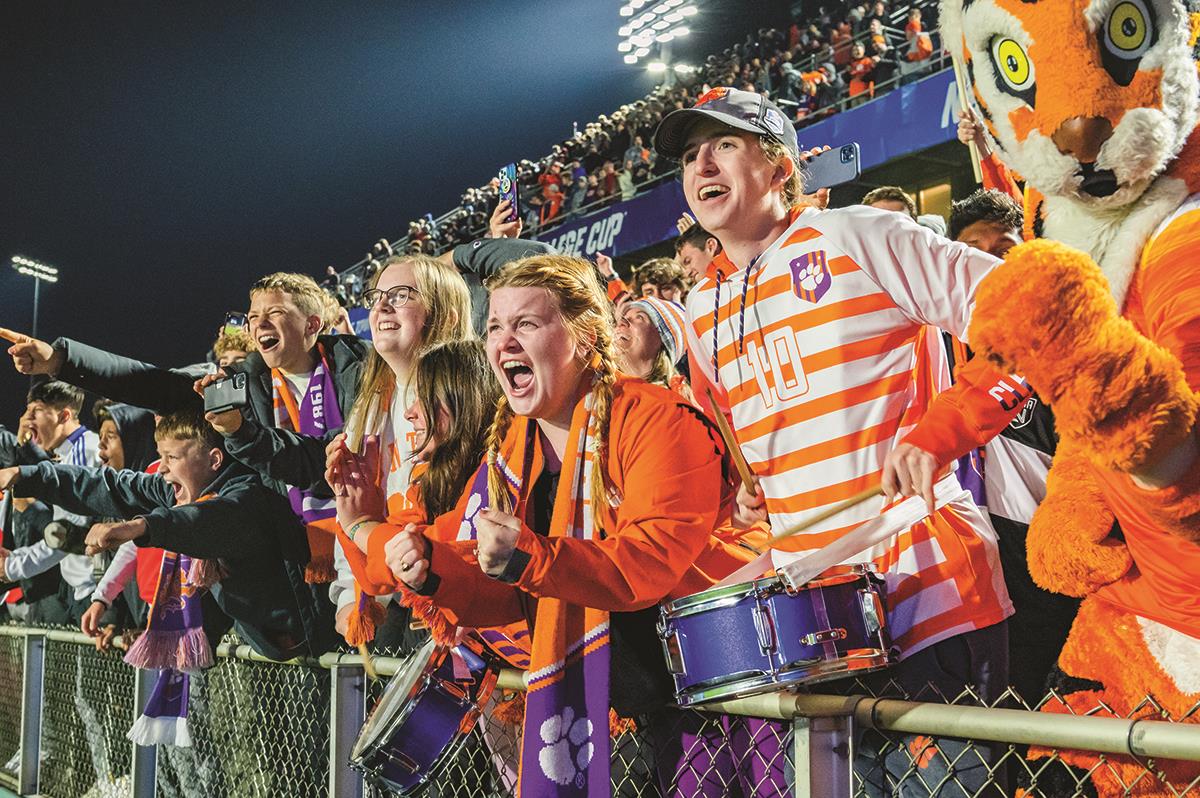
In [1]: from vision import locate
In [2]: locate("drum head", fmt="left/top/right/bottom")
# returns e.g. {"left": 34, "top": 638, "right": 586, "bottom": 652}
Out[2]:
{"left": 352, "top": 637, "right": 438, "bottom": 762}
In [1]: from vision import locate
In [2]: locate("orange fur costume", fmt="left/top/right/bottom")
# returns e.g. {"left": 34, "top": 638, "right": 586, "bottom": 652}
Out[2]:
{"left": 928, "top": 0, "right": 1200, "bottom": 794}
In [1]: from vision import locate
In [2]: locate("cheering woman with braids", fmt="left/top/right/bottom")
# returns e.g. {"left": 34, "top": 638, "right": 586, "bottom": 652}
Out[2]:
{"left": 348, "top": 253, "right": 751, "bottom": 796}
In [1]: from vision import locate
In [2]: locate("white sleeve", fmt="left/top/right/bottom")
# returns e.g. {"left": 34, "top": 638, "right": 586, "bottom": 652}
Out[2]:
{"left": 329, "top": 542, "right": 392, "bottom": 611}
{"left": 91, "top": 541, "right": 139, "bottom": 606}
{"left": 329, "top": 544, "right": 355, "bottom": 611}
{"left": 824, "top": 205, "right": 1001, "bottom": 342}
{"left": 4, "top": 541, "right": 66, "bottom": 581}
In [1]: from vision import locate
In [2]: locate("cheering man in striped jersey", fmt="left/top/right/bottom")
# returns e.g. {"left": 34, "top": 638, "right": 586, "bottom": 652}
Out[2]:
{"left": 655, "top": 87, "right": 1019, "bottom": 795}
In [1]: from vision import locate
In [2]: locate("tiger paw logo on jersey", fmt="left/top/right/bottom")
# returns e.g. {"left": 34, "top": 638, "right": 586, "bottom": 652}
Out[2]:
{"left": 789, "top": 250, "right": 831, "bottom": 303}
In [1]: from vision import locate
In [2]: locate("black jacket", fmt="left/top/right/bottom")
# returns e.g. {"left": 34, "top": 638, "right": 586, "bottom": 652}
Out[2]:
{"left": 452, "top": 237, "right": 555, "bottom": 336}
{"left": 52, "top": 334, "right": 369, "bottom": 495}
{"left": 0, "top": 424, "right": 51, "bottom": 469}
{"left": 14, "top": 460, "right": 336, "bottom": 660}
{"left": 0, "top": 425, "right": 71, "bottom": 607}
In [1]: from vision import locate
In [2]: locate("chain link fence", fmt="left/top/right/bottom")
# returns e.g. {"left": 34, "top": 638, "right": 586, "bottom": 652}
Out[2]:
{"left": 154, "top": 656, "right": 332, "bottom": 798}
{"left": 827, "top": 674, "right": 1200, "bottom": 798}
{"left": 38, "top": 635, "right": 136, "bottom": 798}
{"left": 0, "top": 633, "right": 24, "bottom": 789}
{"left": 2, "top": 624, "right": 1200, "bottom": 797}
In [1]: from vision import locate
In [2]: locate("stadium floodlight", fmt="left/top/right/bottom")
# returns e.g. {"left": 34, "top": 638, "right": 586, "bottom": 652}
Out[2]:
{"left": 620, "top": 5, "right": 634, "bottom": 15}
{"left": 674, "top": 63, "right": 695, "bottom": 74}
{"left": 631, "top": 0, "right": 648, "bottom": 7}
{"left": 648, "top": 61, "right": 668, "bottom": 72}
{"left": 669, "top": 25, "right": 690, "bottom": 36}
{"left": 652, "top": 19, "right": 671, "bottom": 30}
{"left": 618, "top": 40, "right": 633, "bottom": 52}
{"left": 624, "top": 54, "right": 638, "bottom": 64}
{"left": 632, "top": 31, "right": 655, "bottom": 45}
{"left": 11, "top": 255, "right": 58, "bottom": 283}
{"left": 664, "top": 10, "right": 683, "bottom": 22}
{"left": 635, "top": 46, "right": 651, "bottom": 57}
{"left": 10, "top": 255, "right": 59, "bottom": 337}
{"left": 657, "top": 32, "right": 675, "bottom": 42}
{"left": 681, "top": 4, "right": 698, "bottom": 15}
{"left": 619, "top": 24, "right": 632, "bottom": 36}
{"left": 652, "top": 2, "right": 672, "bottom": 13}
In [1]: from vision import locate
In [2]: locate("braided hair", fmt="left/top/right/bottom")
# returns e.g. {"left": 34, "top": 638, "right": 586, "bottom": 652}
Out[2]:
{"left": 484, "top": 254, "right": 621, "bottom": 516}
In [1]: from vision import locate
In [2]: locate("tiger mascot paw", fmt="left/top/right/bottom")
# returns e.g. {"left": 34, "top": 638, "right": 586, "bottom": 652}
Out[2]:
{"left": 968, "top": 239, "right": 1197, "bottom": 473}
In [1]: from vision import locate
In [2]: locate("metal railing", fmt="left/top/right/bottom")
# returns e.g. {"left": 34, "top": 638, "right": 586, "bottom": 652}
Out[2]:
{"left": 2, "top": 623, "right": 1199, "bottom": 797}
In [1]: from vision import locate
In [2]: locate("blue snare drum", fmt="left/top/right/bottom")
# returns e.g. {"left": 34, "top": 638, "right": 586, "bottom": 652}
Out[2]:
{"left": 351, "top": 637, "right": 497, "bottom": 794}
{"left": 658, "top": 564, "right": 894, "bottom": 706}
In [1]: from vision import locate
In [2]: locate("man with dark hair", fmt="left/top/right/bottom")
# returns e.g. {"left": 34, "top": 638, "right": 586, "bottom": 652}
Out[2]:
{"left": 24, "top": 381, "right": 93, "bottom": 459}
{"left": 674, "top": 222, "right": 723, "bottom": 282}
{"left": 861, "top": 185, "right": 917, "bottom": 219}
{"left": 949, "top": 188, "right": 1024, "bottom": 259}
{"left": 946, "top": 189, "right": 1078, "bottom": 703}
{"left": 633, "top": 257, "right": 690, "bottom": 302}
{"left": 0, "top": 381, "right": 101, "bottom": 623}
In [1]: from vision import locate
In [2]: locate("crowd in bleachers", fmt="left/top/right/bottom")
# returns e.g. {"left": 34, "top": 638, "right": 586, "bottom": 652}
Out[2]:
{"left": 374, "top": 0, "right": 942, "bottom": 269}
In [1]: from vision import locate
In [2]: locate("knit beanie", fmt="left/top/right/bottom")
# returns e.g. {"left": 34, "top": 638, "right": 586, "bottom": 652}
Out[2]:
{"left": 625, "top": 297, "right": 688, "bottom": 365}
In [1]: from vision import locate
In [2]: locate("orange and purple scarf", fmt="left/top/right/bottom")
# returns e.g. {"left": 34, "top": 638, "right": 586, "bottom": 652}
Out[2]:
{"left": 271, "top": 345, "right": 343, "bottom": 583}
{"left": 484, "top": 390, "right": 612, "bottom": 796}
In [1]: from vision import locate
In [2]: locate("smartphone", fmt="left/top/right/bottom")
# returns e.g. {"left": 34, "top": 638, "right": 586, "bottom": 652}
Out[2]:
{"left": 498, "top": 162, "right": 519, "bottom": 223}
{"left": 224, "top": 311, "right": 247, "bottom": 336}
{"left": 203, "top": 372, "right": 249, "bottom": 415}
{"left": 803, "top": 143, "right": 862, "bottom": 192}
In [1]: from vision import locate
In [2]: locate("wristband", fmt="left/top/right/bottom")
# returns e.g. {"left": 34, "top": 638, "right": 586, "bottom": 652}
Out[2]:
{"left": 346, "top": 519, "right": 373, "bottom": 542}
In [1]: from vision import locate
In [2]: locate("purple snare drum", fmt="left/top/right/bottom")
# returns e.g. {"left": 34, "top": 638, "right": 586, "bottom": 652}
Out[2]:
{"left": 658, "top": 564, "right": 895, "bottom": 706}
{"left": 351, "top": 637, "right": 497, "bottom": 794}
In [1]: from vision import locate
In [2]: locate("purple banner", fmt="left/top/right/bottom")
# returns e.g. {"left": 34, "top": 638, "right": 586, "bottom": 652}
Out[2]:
{"left": 533, "top": 180, "right": 692, "bottom": 260}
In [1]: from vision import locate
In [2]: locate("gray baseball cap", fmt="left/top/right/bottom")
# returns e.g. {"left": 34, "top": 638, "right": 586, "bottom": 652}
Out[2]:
{"left": 653, "top": 86, "right": 799, "bottom": 160}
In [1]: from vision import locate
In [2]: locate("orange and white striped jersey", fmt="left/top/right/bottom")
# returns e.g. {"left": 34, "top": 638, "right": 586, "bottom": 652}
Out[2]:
{"left": 685, "top": 205, "right": 1013, "bottom": 657}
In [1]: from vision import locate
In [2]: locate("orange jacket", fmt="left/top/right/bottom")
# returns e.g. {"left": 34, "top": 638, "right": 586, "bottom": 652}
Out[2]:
{"left": 368, "top": 378, "right": 751, "bottom": 630}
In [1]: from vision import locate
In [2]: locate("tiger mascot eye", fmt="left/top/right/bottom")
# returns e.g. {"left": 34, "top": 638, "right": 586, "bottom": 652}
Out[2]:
{"left": 937, "top": 0, "right": 1200, "bottom": 795}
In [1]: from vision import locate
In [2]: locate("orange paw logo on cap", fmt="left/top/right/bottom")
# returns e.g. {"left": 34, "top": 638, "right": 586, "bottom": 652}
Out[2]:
{"left": 694, "top": 87, "right": 730, "bottom": 107}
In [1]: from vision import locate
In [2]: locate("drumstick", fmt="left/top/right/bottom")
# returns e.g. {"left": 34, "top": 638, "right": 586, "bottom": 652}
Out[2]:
{"left": 705, "top": 389, "right": 754, "bottom": 492}
{"left": 358, "top": 643, "right": 378, "bottom": 680}
{"left": 950, "top": 53, "right": 984, "bottom": 184}
{"left": 769, "top": 485, "right": 883, "bottom": 544}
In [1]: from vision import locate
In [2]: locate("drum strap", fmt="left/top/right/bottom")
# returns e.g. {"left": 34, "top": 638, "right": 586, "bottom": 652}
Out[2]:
{"left": 714, "top": 475, "right": 965, "bottom": 589}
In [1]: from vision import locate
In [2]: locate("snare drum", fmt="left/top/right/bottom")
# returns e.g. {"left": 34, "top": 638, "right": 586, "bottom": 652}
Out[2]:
{"left": 658, "top": 564, "right": 894, "bottom": 706}
{"left": 351, "top": 636, "right": 497, "bottom": 794}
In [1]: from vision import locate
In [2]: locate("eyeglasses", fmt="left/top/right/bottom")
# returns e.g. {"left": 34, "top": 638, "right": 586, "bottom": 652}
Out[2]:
{"left": 362, "top": 284, "right": 419, "bottom": 309}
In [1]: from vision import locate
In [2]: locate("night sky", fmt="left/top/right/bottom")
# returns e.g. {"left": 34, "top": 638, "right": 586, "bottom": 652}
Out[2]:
{"left": 0, "top": 1, "right": 787, "bottom": 427}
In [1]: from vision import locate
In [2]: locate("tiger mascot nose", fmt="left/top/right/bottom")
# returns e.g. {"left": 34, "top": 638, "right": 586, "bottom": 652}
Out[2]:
{"left": 1051, "top": 116, "right": 1114, "bottom": 163}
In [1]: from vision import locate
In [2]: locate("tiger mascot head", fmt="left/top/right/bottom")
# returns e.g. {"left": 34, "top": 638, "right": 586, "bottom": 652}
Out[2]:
{"left": 941, "top": 0, "right": 1200, "bottom": 210}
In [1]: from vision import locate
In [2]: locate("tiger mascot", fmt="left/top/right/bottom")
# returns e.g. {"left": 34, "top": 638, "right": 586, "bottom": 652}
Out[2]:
{"left": 936, "top": 0, "right": 1200, "bottom": 795}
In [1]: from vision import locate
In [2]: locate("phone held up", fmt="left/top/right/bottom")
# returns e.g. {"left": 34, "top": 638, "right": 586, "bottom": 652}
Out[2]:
{"left": 498, "top": 162, "right": 519, "bottom": 223}
{"left": 203, "top": 372, "right": 249, "bottom": 415}
{"left": 223, "top": 311, "right": 247, "bottom": 337}
{"left": 802, "top": 143, "right": 861, "bottom": 193}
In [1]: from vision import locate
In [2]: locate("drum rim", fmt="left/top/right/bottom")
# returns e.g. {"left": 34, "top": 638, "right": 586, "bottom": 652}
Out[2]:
{"left": 661, "top": 563, "right": 876, "bottom": 618}
{"left": 354, "top": 673, "right": 497, "bottom": 796}
{"left": 674, "top": 649, "right": 894, "bottom": 706}
{"left": 351, "top": 637, "right": 442, "bottom": 763}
